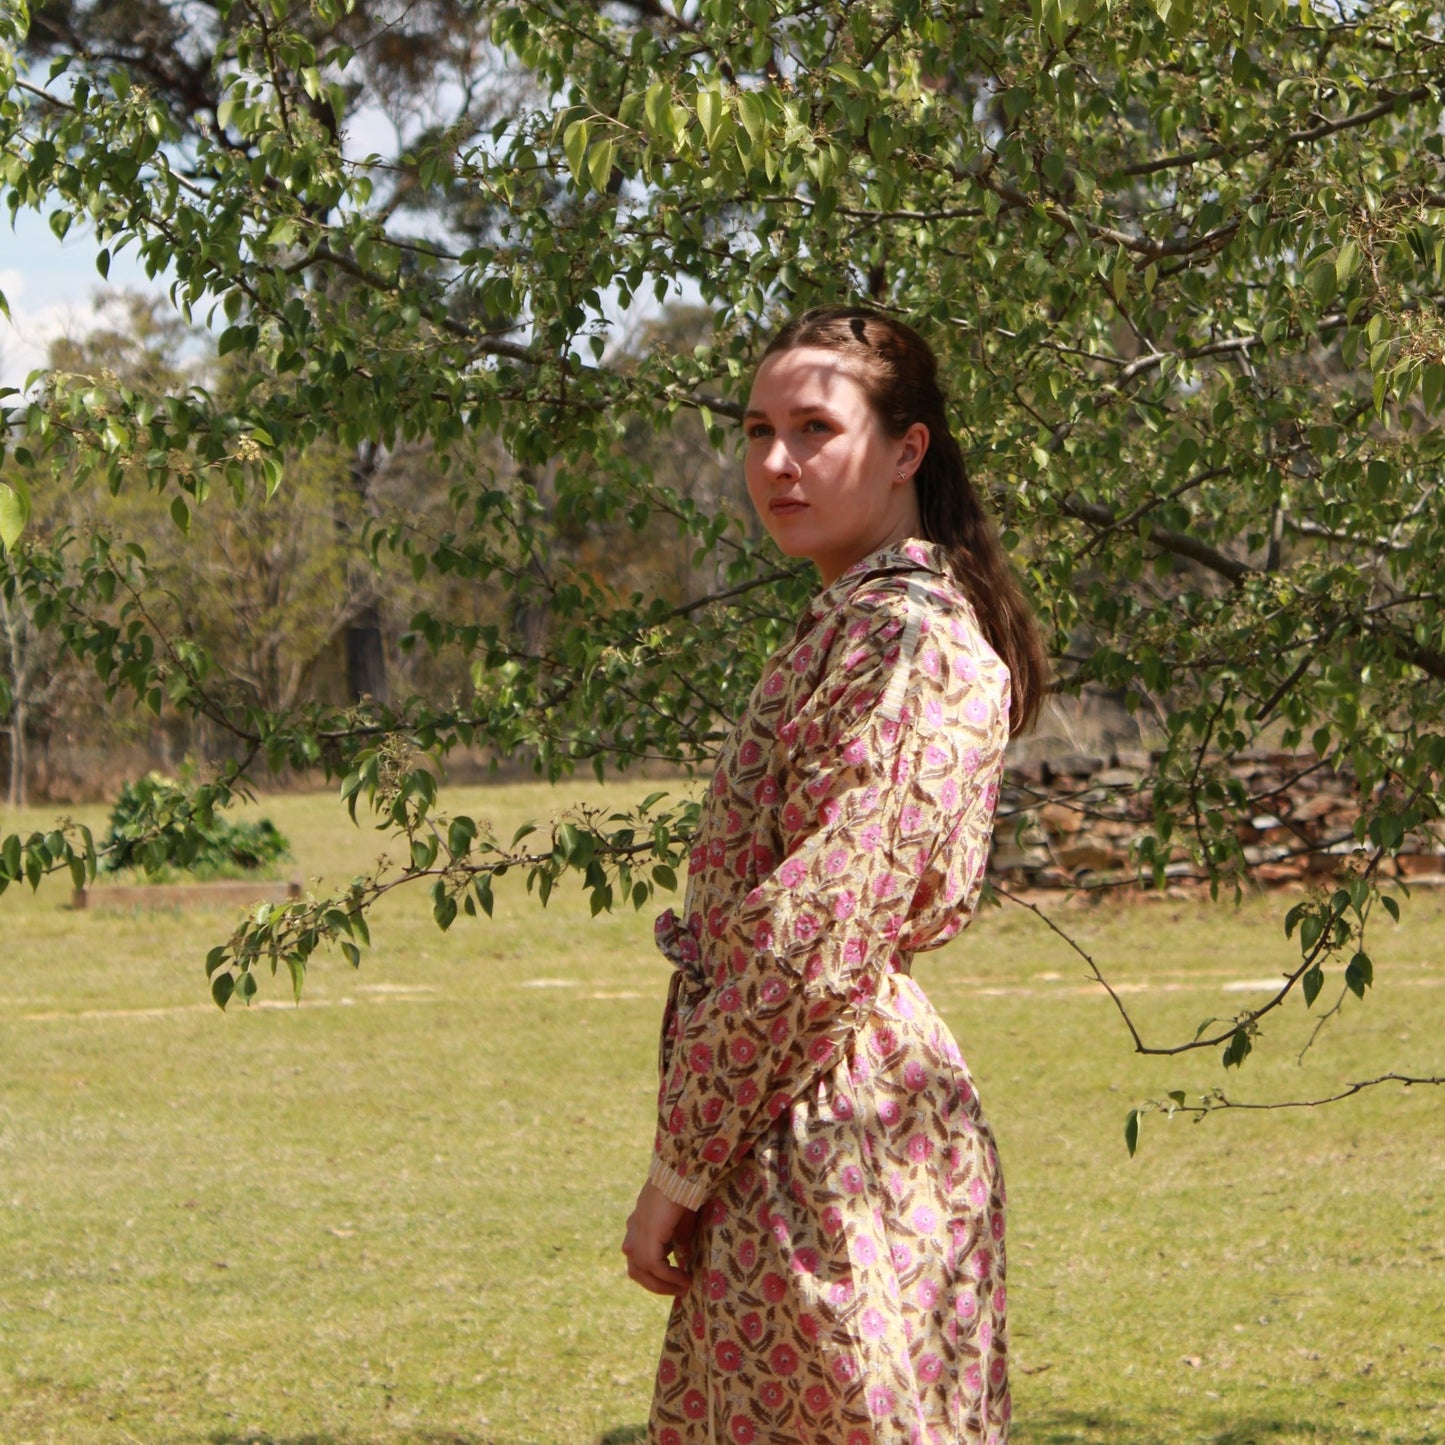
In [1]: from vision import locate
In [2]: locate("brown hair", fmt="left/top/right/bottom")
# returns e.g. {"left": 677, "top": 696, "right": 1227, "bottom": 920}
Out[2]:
{"left": 760, "top": 305, "right": 1046, "bottom": 736}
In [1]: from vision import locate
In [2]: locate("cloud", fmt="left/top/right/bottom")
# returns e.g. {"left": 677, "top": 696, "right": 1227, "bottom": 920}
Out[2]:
{"left": 0, "top": 268, "right": 136, "bottom": 394}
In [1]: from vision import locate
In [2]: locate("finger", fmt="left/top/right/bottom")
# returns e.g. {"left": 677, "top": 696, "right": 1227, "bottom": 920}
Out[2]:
{"left": 627, "top": 1260, "right": 691, "bottom": 1296}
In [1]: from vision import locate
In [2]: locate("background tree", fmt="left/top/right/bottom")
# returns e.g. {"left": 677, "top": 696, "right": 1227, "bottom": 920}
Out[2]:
{"left": 1, "top": 0, "right": 1442, "bottom": 1136}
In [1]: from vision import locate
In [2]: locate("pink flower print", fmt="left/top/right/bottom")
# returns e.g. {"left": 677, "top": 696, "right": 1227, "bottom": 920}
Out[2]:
{"left": 867, "top": 1384, "right": 896, "bottom": 1418}
{"left": 759, "top": 1380, "right": 785, "bottom": 1411}
{"left": 658, "top": 1358, "right": 678, "bottom": 1386}
{"left": 740, "top": 1311, "right": 763, "bottom": 1342}
{"left": 963, "top": 1363, "right": 983, "bottom": 1395}
{"left": 940, "top": 778, "right": 959, "bottom": 809}
{"left": 767, "top": 1092, "right": 792, "bottom": 1121}
{"left": 832, "top": 890, "right": 857, "bottom": 921}
{"left": 753, "top": 920, "right": 774, "bottom": 950}
{"left": 791, "top": 644, "right": 815, "bottom": 673}
{"left": 725, "top": 808, "right": 743, "bottom": 834}
{"left": 668, "top": 1107, "right": 685, "bottom": 1135}
{"left": 690, "top": 1308, "right": 706, "bottom": 1339}
{"left": 833, "top": 1093, "right": 853, "bottom": 1121}
{"left": 969, "top": 1176, "right": 987, "bottom": 1208}
{"left": 921, "top": 647, "right": 941, "bottom": 678}
{"left": 858, "top": 822, "right": 884, "bottom": 851}
{"left": 821, "top": 1205, "right": 843, "bottom": 1236}
{"left": 713, "top": 771, "right": 729, "bottom": 796}
{"left": 843, "top": 646, "right": 869, "bottom": 672}
{"left": 737, "top": 1236, "right": 757, "bottom": 1268}
{"left": 880, "top": 717, "right": 899, "bottom": 744}
{"left": 924, "top": 698, "right": 944, "bottom": 728}
{"left": 848, "top": 1432, "right": 871, "bottom": 1445}
{"left": 878, "top": 1098, "right": 901, "bottom": 1128}
{"left": 730, "top": 1037, "right": 756, "bottom": 1066}
{"left": 794, "top": 912, "right": 820, "bottom": 943}
{"left": 737, "top": 1080, "right": 759, "bottom": 1107}
{"left": 769, "top": 1342, "right": 799, "bottom": 1375}
{"left": 706, "top": 906, "right": 726, "bottom": 938}
{"left": 707, "top": 839, "right": 726, "bottom": 869}
{"left": 702, "top": 1096, "right": 724, "bottom": 1124}
{"left": 918, "top": 1352, "right": 943, "bottom": 1383}
{"left": 832, "top": 1355, "right": 857, "bottom": 1384}
{"left": 730, "top": 1415, "right": 756, "bottom": 1445}
{"left": 871, "top": 1026, "right": 898, "bottom": 1058}
{"left": 762, "top": 1270, "right": 788, "bottom": 1303}
{"left": 907, "top": 1134, "right": 933, "bottom": 1163}
{"left": 841, "top": 1164, "right": 865, "bottom": 1194}
{"left": 891, "top": 1242, "right": 913, "bottom": 1271}
{"left": 804, "top": 1138, "right": 830, "bottom": 1167}
{"left": 916, "top": 1279, "right": 938, "bottom": 1310}
{"left": 702, "top": 1138, "right": 730, "bottom": 1164}
{"left": 972, "top": 1248, "right": 993, "bottom": 1280}
{"left": 808, "top": 1037, "right": 835, "bottom": 1064}
{"left": 799, "top": 1312, "right": 820, "bottom": 1340}
{"left": 805, "top": 1384, "right": 830, "bottom": 1414}
{"left": 991, "top": 1210, "right": 1005, "bottom": 1241}
{"left": 683, "top": 1388, "right": 707, "bottom": 1418}
{"left": 990, "top": 1357, "right": 1007, "bottom": 1387}
{"left": 777, "top": 857, "right": 807, "bottom": 888}
{"left": 660, "top": 1429, "right": 681, "bottom": 1445}
{"left": 821, "top": 798, "right": 842, "bottom": 826}
{"left": 752, "top": 843, "right": 775, "bottom": 872}
{"left": 717, "top": 986, "right": 741, "bottom": 1013}
{"left": 781, "top": 801, "right": 807, "bottom": 834}
{"left": 755, "top": 777, "right": 780, "bottom": 805}
{"left": 791, "top": 1246, "right": 819, "bottom": 1275}
{"left": 689, "top": 846, "right": 706, "bottom": 875}
{"left": 829, "top": 1280, "right": 854, "bottom": 1308}
{"left": 843, "top": 937, "right": 865, "bottom": 966}
{"left": 860, "top": 1307, "right": 887, "bottom": 1339}
{"left": 957, "top": 656, "right": 979, "bottom": 683}
{"left": 842, "top": 737, "right": 868, "bottom": 765}
{"left": 993, "top": 1284, "right": 1007, "bottom": 1315}
{"left": 714, "top": 1339, "right": 742, "bottom": 1372}
{"left": 912, "top": 1205, "right": 938, "bottom": 1234}
{"left": 979, "top": 1320, "right": 993, "bottom": 1353}
{"left": 764, "top": 669, "right": 786, "bottom": 697}
{"left": 852, "top": 1234, "right": 878, "bottom": 1266}
{"left": 805, "top": 722, "right": 823, "bottom": 748}
{"left": 778, "top": 718, "right": 799, "bottom": 745}
{"left": 824, "top": 848, "right": 849, "bottom": 875}
{"left": 705, "top": 1269, "right": 728, "bottom": 1301}
{"left": 760, "top": 976, "right": 788, "bottom": 1005}
{"left": 688, "top": 1043, "right": 714, "bottom": 1073}
{"left": 964, "top": 696, "right": 989, "bottom": 725}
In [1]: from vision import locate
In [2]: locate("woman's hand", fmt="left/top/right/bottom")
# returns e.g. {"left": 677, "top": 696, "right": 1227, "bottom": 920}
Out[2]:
{"left": 622, "top": 1181, "right": 696, "bottom": 1297}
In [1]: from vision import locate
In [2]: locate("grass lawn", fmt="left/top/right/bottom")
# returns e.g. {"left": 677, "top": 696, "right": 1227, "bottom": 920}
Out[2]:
{"left": 1, "top": 782, "right": 1442, "bottom": 1445}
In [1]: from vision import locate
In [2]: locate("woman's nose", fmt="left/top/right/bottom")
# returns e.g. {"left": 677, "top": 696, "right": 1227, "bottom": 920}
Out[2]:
{"left": 763, "top": 437, "right": 799, "bottom": 479}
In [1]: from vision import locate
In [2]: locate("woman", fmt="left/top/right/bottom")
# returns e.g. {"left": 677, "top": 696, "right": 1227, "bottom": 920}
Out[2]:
{"left": 622, "top": 306, "right": 1045, "bottom": 1445}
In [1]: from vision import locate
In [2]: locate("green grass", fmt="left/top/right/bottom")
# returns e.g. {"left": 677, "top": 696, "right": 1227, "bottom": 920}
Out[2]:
{"left": 1, "top": 784, "right": 1442, "bottom": 1445}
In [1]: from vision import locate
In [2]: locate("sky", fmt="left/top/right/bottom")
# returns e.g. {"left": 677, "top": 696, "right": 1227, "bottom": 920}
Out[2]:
{"left": 1, "top": 205, "right": 158, "bottom": 391}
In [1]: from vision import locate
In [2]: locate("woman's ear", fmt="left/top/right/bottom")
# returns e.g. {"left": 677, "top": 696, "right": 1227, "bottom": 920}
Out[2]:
{"left": 895, "top": 422, "right": 930, "bottom": 483}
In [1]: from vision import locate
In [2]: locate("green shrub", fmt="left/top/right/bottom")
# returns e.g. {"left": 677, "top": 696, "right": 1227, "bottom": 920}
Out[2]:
{"left": 100, "top": 774, "right": 292, "bottom": 879}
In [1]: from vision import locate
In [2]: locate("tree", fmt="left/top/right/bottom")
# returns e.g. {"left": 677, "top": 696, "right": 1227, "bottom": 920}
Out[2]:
{"left": 1, "top": 0, "right": 1442, "bottom": 1138}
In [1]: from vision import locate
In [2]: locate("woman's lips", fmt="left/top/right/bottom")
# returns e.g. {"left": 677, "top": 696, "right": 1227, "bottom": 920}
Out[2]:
{"left": 769, "top": 499, "right": 808, "bottom": 514}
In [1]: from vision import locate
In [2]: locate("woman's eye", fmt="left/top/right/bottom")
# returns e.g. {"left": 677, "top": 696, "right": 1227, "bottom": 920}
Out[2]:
{"left": 746, "top": 425, "right": 772, "bottom": 441}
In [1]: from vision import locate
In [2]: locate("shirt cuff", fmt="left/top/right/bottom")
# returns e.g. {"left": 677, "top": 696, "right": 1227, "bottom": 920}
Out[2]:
{"left": 648, "top": 1155, "right": 710, "bottom": 1211}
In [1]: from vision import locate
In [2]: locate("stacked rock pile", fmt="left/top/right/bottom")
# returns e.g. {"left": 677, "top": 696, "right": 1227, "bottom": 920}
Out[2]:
{"left": 988, "top": 749, "right": 1445, "bottom": 892}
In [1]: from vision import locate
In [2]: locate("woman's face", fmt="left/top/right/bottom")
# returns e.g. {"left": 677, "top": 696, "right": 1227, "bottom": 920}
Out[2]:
{"left": 743, "top": 346, "right": 926, "bottom": 585}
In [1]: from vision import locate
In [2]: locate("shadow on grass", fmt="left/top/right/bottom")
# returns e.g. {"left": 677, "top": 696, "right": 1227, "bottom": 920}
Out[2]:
{"left": 1025, "top": 1409, "right": 1372, "bottom": 1444}
{"left": 596, "top": 1429, "right": 647, "bottom": 1445}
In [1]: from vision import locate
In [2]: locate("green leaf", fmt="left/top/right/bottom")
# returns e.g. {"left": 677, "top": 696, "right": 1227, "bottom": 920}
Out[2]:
{"left": 0, "top": 482, "right": 31, "bottom": 550}
{"left": 1301, "top": 965, "right": 1324, "bottom": 1008}
{"left": 563, "top": 118, "right": 591, "bottom": 184}
{"left": 1124, "top": 1108, "right": 1140, "bottom": 1157}
{"left": 211, "top": 972, "right": 235, "bottom": 1009}
{"left": 1345, "top": 951, "right": 1373, "bottom": 998}
{"left": 1381, "top": 895, "right": 1400, "bottom": 923}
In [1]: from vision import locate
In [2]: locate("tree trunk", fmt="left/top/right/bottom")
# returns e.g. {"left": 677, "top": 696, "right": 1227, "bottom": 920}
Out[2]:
{"left": 8, "top": 694, "right": 25, "bottom": 808}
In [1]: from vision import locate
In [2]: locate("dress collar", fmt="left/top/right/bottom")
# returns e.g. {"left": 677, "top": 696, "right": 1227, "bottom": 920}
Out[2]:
{"left": 804, "top": 537, "right": 952, "bottom": 618}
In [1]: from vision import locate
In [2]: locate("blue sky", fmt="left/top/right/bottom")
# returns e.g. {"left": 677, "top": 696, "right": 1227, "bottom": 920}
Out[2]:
{"left": 1, "top": 204, "right": 158, "bottom": 390}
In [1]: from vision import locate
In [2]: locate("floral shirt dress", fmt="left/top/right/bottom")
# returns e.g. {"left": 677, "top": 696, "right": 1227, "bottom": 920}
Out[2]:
{"left": 646, "top": 538, "right": 1013, "bottom": 1445}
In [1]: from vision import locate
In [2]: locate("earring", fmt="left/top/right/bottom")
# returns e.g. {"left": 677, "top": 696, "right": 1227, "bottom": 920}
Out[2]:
{"left": 895, "top": 469, "right": 906, "bottom": 481}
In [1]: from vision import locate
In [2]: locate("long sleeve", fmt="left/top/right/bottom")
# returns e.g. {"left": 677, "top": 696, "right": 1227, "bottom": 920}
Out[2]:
{"left": 649, "top": 578, "right": 1009, "bottom": 1209}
